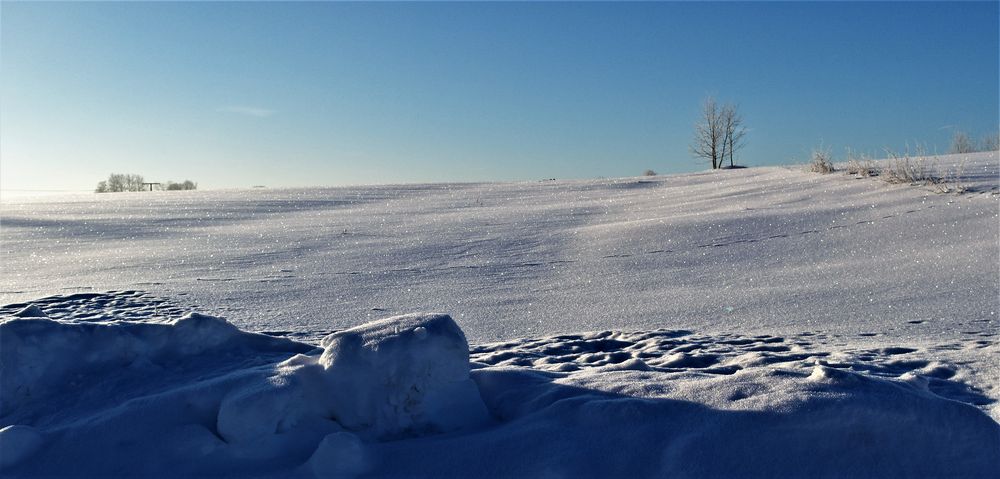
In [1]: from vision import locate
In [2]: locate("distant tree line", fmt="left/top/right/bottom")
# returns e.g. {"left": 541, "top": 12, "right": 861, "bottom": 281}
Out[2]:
{"left": 95, "top": 173, "right": 144, "bottom": 192}
{"left": 95, "top": 173, "right": 197, "bottom": 193}
{"left": 164, "top": 180, "right": 198, "bottom": 191}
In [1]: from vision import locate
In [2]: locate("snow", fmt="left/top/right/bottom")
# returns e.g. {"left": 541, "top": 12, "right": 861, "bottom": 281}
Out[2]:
{"left": 462, "top": 365, "right": 999, "bottom": 478}
{"left": 1, "top": 152, "right": 998, "bottom": 476}
{"left": 0, "top": 311, "right": 310, "bottom": 419}
{"left": 316, "top": 313, "right": 489, "bottom": 437}
{"left": 13, "top": 305, "right": 45, "bottom": 317}
{"left": 1, "top": 306, "right": 997, "bottom": 477}
{"left": 0, "top": 425, "right": 43, "bottom": 470}
{"left": 215, "top": 313, "right": 488, "bottom": 445}
{"left": 2, "top": 153, "right": 995, "bottom": 346}
{"left": 306, "top": 432, "right": 368, "bottom": 478}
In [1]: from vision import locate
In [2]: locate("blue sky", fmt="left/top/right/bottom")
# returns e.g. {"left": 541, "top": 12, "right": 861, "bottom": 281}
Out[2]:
{"left": 2, "top": 2, "right": 997, "bottom": 192}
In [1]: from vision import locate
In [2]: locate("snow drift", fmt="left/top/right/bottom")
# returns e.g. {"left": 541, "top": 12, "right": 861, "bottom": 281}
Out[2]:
{"left": 0, "top": 311, "right": 312, "bottom": 419}
{"left": 1, "top": 303, "right": 998, "bottom": 478}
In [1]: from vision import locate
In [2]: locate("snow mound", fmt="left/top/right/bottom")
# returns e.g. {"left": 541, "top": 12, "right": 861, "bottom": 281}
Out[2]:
{"left": 0, "top": 312, "right": 311, "bottom": 418}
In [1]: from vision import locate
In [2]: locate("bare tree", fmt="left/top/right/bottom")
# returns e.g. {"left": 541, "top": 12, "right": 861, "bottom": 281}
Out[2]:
{"left": 691, "top": 97, "right": 722, "bottom": 169}
{"left": 126, "top": 174, "right": 144, "bottom": 191}
{"left": 106, "top": 173, "right": 126, "bottom": 192}
{"left": 691, "top": 96, "right": 747, "bottom": 169}
{"left": 950, "top": 131, "right": 975, "bottom": 154}
{"left": 719, "top": 103, "right": 747, "bottom": 168}
{"left": 981, "top": 131, "right": 999, "bottom": 152}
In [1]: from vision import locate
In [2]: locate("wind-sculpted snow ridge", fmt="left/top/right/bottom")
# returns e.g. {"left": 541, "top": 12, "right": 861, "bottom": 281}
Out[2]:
{"left": 1, "top": 294, "right": 998, "bottom": 478}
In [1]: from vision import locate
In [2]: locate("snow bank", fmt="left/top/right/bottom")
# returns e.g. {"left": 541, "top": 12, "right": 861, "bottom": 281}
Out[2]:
{"left": 2, "top": 304, "right": 998, "bottom": 477}
{"left": 1, "top": 309, "right": 493, "bottom": 476}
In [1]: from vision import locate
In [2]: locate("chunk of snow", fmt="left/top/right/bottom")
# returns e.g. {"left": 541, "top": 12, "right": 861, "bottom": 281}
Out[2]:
{"left": 318, "top": 313, "right": 490, "bottom": 438}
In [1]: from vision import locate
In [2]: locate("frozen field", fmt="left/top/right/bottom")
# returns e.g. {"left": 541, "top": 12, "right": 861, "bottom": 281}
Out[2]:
{"left": 2, "top": 152, "right": 998, "bottom": 477}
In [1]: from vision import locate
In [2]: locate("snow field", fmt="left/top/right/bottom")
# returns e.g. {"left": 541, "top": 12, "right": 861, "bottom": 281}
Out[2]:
{"left": 1, "top": 151, "right": 998, "bottom": 476}
{"left": 1, "top": 152, "right": 996, "bottom": 346}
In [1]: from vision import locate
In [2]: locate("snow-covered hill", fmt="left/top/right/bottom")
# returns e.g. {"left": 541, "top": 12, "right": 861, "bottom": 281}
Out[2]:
{"left": 2, "top": 152, "right": 998, "bottom": 476}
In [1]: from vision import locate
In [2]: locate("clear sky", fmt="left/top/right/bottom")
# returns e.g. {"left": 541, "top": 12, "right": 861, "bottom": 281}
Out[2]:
{"left": 2, "top": 1, "right": 997, "bottom": 193}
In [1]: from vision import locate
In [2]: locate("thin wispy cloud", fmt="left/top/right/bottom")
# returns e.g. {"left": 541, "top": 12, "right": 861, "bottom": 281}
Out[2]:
{"left": 216, "top": 106, "right": 275, "bottom": 118}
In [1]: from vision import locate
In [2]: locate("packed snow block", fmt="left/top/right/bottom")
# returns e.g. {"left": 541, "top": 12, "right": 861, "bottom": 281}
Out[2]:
{"left": 318, "top": 313, "right": 490, "bottom": 438}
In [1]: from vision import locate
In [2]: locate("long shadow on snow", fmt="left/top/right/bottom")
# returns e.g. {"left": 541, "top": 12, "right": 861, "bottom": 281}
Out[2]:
{"left": 370, "top": 366, "right": 1000, "bottom": 478}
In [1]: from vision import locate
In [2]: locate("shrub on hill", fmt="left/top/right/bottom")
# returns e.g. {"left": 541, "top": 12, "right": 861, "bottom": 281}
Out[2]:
{"left": 809, "top": 147, "right": 835, "bottom": 174}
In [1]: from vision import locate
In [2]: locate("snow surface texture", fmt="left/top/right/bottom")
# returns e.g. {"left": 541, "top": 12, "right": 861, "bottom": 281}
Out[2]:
{"left": 2, "top": 152, "right": 996, "bottom": 345}
{"left": 1, "top": 152, "right": 998, "bottom": 476}
{"left": 1, "top": 303, "right": 998, "bottom": 478}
